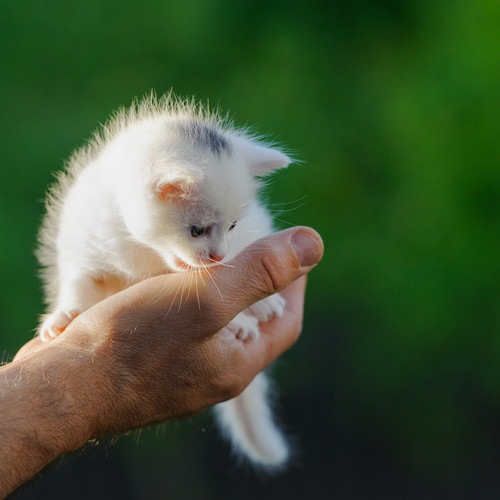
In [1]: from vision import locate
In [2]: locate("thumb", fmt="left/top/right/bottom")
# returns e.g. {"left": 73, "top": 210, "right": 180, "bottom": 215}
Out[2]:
{"left": 205, "top": 227, "right": 323, "bottom": 325}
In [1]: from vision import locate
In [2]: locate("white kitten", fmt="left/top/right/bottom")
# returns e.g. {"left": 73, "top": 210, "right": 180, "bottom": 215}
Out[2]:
{"left": 37, "top": 93, "right": 292, "bottom": 468}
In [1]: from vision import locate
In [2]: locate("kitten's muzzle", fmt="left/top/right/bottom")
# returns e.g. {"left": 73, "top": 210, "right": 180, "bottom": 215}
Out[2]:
{"left": 209, "top": 253, "right": 224, "bottom": 262}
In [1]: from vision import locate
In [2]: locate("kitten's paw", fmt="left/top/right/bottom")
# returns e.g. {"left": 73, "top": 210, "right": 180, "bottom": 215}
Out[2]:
{"left": 39, "top": 309, "right": 80, "bottom": 342}
{"left": 228, "top": 312, "right": 260, "bottom": 341}
{"left": 247, "top": 293, "right": 286, "bottom": 323}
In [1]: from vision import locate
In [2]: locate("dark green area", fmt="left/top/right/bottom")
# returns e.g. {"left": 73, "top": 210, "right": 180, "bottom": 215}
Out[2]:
{"left": 2, "top": 0, "right": 498, "bottom": 498}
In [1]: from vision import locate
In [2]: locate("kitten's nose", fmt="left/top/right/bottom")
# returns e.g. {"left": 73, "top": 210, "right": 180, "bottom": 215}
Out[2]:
{"left": 209, "top": 252, "right": 224, "bottom": 262}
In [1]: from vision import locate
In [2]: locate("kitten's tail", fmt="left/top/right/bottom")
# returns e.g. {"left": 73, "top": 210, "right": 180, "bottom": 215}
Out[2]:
{"left": 214, "top": 372, "right": 289, "bottom": 469}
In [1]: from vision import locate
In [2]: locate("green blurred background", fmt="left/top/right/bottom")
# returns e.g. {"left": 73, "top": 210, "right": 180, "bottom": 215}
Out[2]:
{"left": 1, "top": 0, "right": 498, "bottom": 498}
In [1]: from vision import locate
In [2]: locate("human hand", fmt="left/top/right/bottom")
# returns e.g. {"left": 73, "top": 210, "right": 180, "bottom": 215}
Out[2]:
{"left": 11, "top": 227, "right": 323, "bottom": 452}
{"left": 2, "top": 227, "right": 322, "bottom": 495}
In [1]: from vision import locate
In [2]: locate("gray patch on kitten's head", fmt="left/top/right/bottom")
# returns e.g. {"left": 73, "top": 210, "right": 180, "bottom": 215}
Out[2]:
{"left": 176, "top": 120, "right": 232, "bottom": 155}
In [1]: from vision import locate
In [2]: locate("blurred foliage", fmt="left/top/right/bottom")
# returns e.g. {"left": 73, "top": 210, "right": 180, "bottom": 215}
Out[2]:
{"left": 1, "top": 0, "right": 499, "bottom": 497}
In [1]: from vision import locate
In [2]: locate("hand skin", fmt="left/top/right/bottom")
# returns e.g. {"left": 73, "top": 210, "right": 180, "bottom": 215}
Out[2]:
{"left": 0, "top": 227, "right": 323, "bottom": 496}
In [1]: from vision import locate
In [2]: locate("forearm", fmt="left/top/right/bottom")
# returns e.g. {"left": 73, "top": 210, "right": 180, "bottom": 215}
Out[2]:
{"left": 0, "top": 346, "right": 94, "bottom": 496}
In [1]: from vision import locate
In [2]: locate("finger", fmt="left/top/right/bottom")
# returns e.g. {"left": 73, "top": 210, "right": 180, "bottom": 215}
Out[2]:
{"left": 256, "top": 276, "right": 308, "bottom": 369}
{"left": 278, "top": 275, "right": 307, "bottom": 322}
{"left": 206, "top": 227, "right": 322, "bottom": 329}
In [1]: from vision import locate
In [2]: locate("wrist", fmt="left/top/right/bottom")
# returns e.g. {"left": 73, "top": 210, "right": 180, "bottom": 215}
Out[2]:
{"left": 0, "top": 346, "right": 96, "bottom": 495}
{"left": 10, "top": 343, "right": 97, "bottom": 455}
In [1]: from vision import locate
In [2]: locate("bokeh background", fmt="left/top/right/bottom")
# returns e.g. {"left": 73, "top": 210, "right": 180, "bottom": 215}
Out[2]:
{"left": 1, "top": 0, "right": 498, "bottom": 498}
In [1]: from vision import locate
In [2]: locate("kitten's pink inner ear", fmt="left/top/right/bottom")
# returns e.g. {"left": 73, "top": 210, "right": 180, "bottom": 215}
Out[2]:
{"left": 156, "top": 182, "right": 186, "bottom": 202}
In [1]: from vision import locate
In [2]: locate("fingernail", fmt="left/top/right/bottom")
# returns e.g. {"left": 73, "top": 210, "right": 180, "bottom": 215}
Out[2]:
{"left": 291, "top": 230, "right": 323, "bottom": 267}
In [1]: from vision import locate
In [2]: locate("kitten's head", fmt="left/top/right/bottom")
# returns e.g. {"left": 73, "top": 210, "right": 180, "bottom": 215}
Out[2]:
{"left": 128, "top": 119, "right": 290, "bottom": 272}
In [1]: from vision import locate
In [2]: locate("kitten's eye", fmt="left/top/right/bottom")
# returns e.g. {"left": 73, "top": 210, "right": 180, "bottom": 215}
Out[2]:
{"left": 190, "top": 225, "right": 206, "bottom": 238}
{"left": 228, "top": 221, "right": 237, "bottom": 231}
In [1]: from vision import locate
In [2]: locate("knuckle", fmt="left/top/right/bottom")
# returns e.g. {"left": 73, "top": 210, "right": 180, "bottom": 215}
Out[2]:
{"left": 258, "top": 254, "right": 286, "bottom": 294}
{"left": 218, "top": 376, "right": 246, "bottom": 401}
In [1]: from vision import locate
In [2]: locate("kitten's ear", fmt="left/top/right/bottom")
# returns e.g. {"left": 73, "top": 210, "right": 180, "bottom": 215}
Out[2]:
{"left": 154, "top": 180, "right": 195, "bottom": 202}
{"left": 152, "top": 166, "right": 203, "bottom": 202}
{"left": 241, "top": 141, "right": 291, "bottom": 176}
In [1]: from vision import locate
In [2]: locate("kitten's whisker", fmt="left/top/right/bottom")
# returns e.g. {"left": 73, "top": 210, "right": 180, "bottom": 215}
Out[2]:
{"left": 148, "top": 284, "right": 168, "bottom": 307}
{"left": 148, "top": 273, "right": 183, "bottom": 308}
{"left": 177, "top": 273, "right": 188, "bottom": 313}
{"left": 206, "top": 256, "right": 234, "bottom": 269}
{"left": 195, "top": 267, "right": 201, "bottom": 311}
{"left": 265, "top": 195, "right": 309, "bottom": 207}
{"left": 268, "top": 201, "right": 306, "bottom": 212}
{"left": 201, "top": 263, "right": 224, "bottom": 301}
{"left": 164, "top": 279, "right": 182, "bottom": 318}
{"left": 181, "top": 269, "right": 194, "bottom": 308}
{"left": 213, "top": 261, "right": 235, "bottom": 269}
{"left": 270, "top": 216, "right": 297, "bottom": 227}
{"left": 236, "top": 198, "right": 254, "bottom": 209}
{"left": 267, "top": 202, "right": 306, "bottom": 214}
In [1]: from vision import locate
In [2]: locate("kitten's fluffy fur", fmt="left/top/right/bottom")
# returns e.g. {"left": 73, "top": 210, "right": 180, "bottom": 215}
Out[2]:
{"left": 37, "top": 93, "right": 292, "bottom": 468}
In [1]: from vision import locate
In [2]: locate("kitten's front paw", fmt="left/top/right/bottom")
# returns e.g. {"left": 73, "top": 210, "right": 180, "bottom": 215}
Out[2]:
{"left": 39, "top": 309, "right": 80, "bottom": 342}
{"left": 247, "top": 293, "right": 286, "bottom": 323}
{"left": 228, "top": 312, "right": 260, "bottom": 341}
